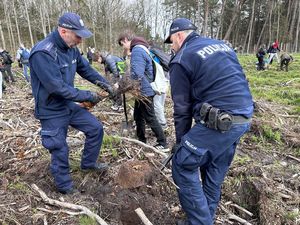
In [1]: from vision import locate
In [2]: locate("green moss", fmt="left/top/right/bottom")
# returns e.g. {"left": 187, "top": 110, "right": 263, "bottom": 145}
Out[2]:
{"left": 234, "top": 155, "right": 252, "bottom": 165}
{"left": 261, "top": 125, "right": 281, "bottom": 143}
{"left": 79, "top": 215, "right": 97, "bottom": 225}
{"left": 102, "top": 135, "right": 121, "bottom": 158}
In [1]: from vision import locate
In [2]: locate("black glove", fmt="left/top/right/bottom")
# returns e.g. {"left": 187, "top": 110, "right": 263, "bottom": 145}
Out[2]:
{"left": 95, "top": 81, "right": 118, "bottom": 101}
{"left": 89, "top": 92, "right": 101, "bottom": 104}
{"left": 108, "top": 88, "right": 119, "bottom": 102}
{"left": 172, "top": 143, "right": 180, "bottom": 153}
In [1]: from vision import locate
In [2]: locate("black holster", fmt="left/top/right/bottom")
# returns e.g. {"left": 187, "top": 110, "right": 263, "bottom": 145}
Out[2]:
{"left": 199, "top": 103, "right": 233, "bottom": 132}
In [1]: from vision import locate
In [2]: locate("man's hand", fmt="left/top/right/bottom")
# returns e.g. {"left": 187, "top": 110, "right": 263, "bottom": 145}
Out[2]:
{"left": 106, "top": 86, "right": 119, "bottom": 102}
{"left": 172, "top": 143, "right": 181, "bottom": 153}
{"left": 80, "top": 92, "right": 101, "bottom": 110}
{"left": 90, "top": 92, "right": 101, "bottom": 104}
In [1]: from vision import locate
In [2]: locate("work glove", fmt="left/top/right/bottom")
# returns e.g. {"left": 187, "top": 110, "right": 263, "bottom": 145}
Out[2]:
{"left": 107, "top": 87, "right": 119, "bottom": 102}
{"left": 172, "top": 143, "right": 181, "bottom": 153}
{"left": 95, "top": 81, "right": 119, "bottom": 101}
{"left": 90, "top": 92, "right": 101, "bottom": 104}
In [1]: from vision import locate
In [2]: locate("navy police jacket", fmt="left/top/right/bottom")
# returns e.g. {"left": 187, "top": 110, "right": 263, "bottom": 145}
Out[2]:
{"left": 29, "top": 29, "right": 110, "bottom": 119}
{"left": 170, "top": 32, "right": 253, "bottom": 144}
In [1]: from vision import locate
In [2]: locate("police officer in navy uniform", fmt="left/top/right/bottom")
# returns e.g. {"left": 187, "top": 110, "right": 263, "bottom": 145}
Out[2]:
{"left": 165, "top": 18, "right": 253, "bottom": 225}
{"left": 29, "top": 12, "right": 116, "bottom": 194}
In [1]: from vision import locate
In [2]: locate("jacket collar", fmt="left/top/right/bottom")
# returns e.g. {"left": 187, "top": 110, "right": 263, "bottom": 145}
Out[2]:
{"left": 180, "top": 31, "right": 199, "bottom": 50}
{"left": 52, "top": 29, "right": 70, "bottom": 51}
{"left": 170, "top": 32, "right": 200, "bottom": 62}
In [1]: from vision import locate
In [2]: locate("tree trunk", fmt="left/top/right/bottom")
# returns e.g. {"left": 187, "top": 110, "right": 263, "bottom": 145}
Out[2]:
{"left": 24, "top": 0, "right": 34, "bottom": 47}
{"left": 247, "top": 0, "right": 256, "bottom": 53}
{"left": 196, "top": 0, "right": 202, "bottom": 33}
{"left": 216, "top": 0, "right": 226, "bottom": 39}
{"left": 39, "top": 1, "right": 47, "bottom": 38}
{"left": 0, "top": 21, "right": 6, "bottom": 50}
{"left": 12, "top": 0, "right": 21, "bottom": 46}
{"left": 276, "top": 2, "right": 280, "bottom": 42}
{"left": 3, "top": 0, "right": 14, "bottom": 52}
{"left": 268, "top": 0, "right": 273, "bottom": 45}
{"left": 223, "top": 0, "right": 246, "bottom": 40}
{"left": 256, "top": 0, "right": 273, "bottom": 48}
{"left": 202, "top": 0, "right": 209, "bottom": 37}
{"left": 289, "top": 0, "right": 298, "bottom": 51}
{"left": 294, "top": 1, "right": 300, "bottom": 52}
{"left": 284, "top": 0, "right": 292, "bottom": 51}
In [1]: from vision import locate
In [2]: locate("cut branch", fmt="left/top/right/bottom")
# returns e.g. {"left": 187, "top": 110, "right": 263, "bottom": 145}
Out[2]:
{"left": 31, "top": 184, "right": 108, "bottom": 225}
{"left": 135, "top": 207, "right": 153, "bottom": 225}
{"left": 114, "top": 135, "right": 168, "bottom": 157}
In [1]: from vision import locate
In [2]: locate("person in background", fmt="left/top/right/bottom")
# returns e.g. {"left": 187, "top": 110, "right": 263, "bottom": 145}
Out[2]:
{"left": 164, "top": 18, "right": 253, "bottom": 225}
{"left": 149, "top": 43, "right": 169, "bottom": 130}
{"left": 29, "top": 12, "right": 116, "bottom": 194}
{"left": 0, "top": 47, "right": 15, "bottom": 84}
{"left": 267, "top": 40, "right": 280, "bottom": 65}
{"left": 256, "top": 44, "right": 267, "bottom": 71}
{"left": 280, "top": 52, "right": 293, "bottom": 72}
{"left": 16, "top": 44, "right": 31, "bottom": 82}
{"left": 118, "top": 32, "right": 168, "bottom": 151}
{"left": 87, "top": 46, "right": 94, "bottom": 64}
{"left": 95, "top": 51, "right": 125, "bottom": 111}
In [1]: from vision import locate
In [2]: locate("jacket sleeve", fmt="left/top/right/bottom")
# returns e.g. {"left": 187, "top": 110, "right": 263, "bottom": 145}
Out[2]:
{"left": 30, "top": 52, "right": 93, "bottom": 102}
{"left": 76, "top": 52, "right": 111, "bottom": 89}
{"left": 170, "top": 63, "right": 193, "bottom": 144}
{"left": 130, "top": 48, "right": 147, "bottom": 81}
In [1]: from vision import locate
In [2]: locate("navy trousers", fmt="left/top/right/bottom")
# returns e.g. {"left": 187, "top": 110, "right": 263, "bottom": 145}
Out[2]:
{"left": 40, "top": 103, "right": 103, "bottom": 192}
{"left": 172, "top": 122, "right": 250, "bottom": 225}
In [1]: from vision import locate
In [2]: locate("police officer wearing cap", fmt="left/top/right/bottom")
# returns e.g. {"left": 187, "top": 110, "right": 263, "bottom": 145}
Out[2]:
{"left": 29, "top": 12, "right": 116, "bottom": 194}
{"left": 165, "top": 18, "right": 253, "bottom": 225}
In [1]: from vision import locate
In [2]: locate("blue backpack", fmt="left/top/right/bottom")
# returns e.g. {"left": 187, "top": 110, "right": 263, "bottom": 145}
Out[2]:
{"left": 21, "top": 48, "right": 30, "bottom": 64}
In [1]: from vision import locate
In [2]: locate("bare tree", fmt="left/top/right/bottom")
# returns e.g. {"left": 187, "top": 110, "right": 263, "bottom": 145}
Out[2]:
{"left": 223, "top": 0, "right": 246, "bottom": 40}
{"left": 294, "top": 1, "right": 300, "bottom": 52}
{"left": 23, "top": 0, "right": 34, "bottom": 47}
{"left": 202, "top": 0, "right": 209, "bottom": 37}
{"left": 246, "top": 0, "right": 256, "bottom": 53}
{"left": 12, "top": 0, "right": 21, "bottom": 46}
{"left": 215, "top": 0, "right": 226, "bottom": 39}
{"left": 0, "top": 21, "right": 6, "bottom": 49}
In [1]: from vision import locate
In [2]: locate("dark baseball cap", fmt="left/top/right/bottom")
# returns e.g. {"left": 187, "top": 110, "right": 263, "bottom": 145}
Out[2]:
{"left": 164, "top": 18, "right": 197, "bottom": 44}
{"left": 58, "top": 12, "right": 92, "bottom": 38}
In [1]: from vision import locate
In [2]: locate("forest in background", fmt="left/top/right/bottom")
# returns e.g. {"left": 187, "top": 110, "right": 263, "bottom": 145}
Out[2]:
{"left": 0, "top": 0, "right": 300, "bottom": 56}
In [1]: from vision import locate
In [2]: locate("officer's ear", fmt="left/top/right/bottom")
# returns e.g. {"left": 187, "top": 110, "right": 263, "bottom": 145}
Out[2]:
{"left": 58, "top": 27, "right": 68, "bottom": 36}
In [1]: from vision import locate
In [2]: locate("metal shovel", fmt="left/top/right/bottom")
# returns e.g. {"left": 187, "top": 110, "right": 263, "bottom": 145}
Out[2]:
{"left": 121, "top": 93, "right": 132, "bottom": 136}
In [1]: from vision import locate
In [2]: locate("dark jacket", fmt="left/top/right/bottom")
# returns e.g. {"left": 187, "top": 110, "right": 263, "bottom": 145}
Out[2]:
{"left": 267, "top": 45, "right": 280, "bottom": 54}
{"left": 130, "top": 37, "right": 155, "bottom": 97}
{"left": 169, "top": 32, "right": 253, "bottom": 143}
{"left": 29, "top": 29, "right": 110, "bottom": 119}
{"left": 0, "top": 50, "right": 13, "bottom": 68}
{"left": 102, "top": 55, "right": 123, "bottom": 78}
{"left": 256, "top": 47, "right": 266, "bottom": 58}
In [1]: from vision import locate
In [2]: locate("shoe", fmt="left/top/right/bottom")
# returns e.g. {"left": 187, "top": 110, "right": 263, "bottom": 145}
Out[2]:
{"left": 117, "top": 107, "right": 124, "bottom": 112}
{"left": 154, "top": 144, "right": 170, "bottom": 152}
{"left": 111, "top": 104, "right": 119, "bottom": 111}
{"left": 111, "top": 104, "right": 123, "bottom": 112}
{"left": 59, "top": 188, "right": 80, "bottom": 195}
{"left": 176, "top": 219, "right": 189, "bottom": 225}
{"left": 81, "top": 162, "right": 109, "bottom": 172}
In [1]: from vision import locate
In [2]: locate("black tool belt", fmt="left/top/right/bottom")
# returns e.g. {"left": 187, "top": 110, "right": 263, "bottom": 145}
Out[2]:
{"left": 198, "top": 103, "right": 251, "bottom": 132}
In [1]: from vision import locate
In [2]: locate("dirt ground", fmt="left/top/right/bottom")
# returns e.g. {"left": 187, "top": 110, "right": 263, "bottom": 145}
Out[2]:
{"left": 0, "top": 74, "right": 299, "bottom": 225}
